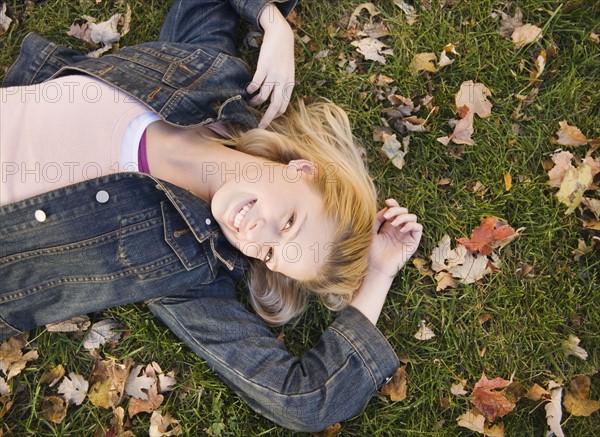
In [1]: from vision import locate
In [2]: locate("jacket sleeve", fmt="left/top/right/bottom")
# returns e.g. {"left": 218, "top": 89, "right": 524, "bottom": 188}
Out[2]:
{"left": 147, "top": 274, "right": 399, "bottom": 432}
{"left": 230, "top": 0, "right": 298, "bottom": 28}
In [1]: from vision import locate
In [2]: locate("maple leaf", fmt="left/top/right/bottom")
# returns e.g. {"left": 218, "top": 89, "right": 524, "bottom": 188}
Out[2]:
{"left": 449, "top": 250, "right": 491, "bottom": 283}
{"left": 470, "top": 373, "right": 515, "bottom": 422}
{"left": 414, "top": 320, "right": 435, "bottom": 341}
{"left": 450, "top": 379, "right": 468, "bottom": 396}
{"left": 380, "top": 366, "right": 407, "bottom": 402}
{"left": 380, "top": 133, "right": 409, "bottom": 170}
{"left": 149, "top": 410, "right": 182, "bottom": 436}
{"left": 512, "top": 23, "right": 542, "bottom": 48}
{"left": 88, "top": 358, "right": 132, "bottom": 409}
{"left": 58, "top": 372, "right": 89, "bottom": 405}
{"left": 457, "top": 217, "right": 516, "bottom": 255}
{"left": 430, "top": 235, "right": 467, "bottom": 272}
{"left": 42, "top": 396, "right": 68, "bottom": 424}
{"left": 545, "top": 382, "right": 564, "bottom": 437}
{"left": 83, "top": 319, "right": 123, "bottom": 350}
{"left": 128, "top": 381, "right": 164, "bottom": 418}
{"left": 457, "top": 409, "right": 485, "bottom": 433}
{"left": 0, "top": 333, "right": 38, "bottom": 380}
{"left": 525, "top": 383, "right": 551, "bottom": 401}
{"left": 554, "top": 120, "right": 588, "bottom": 146}
{"left": 435, "top": 271, "right": 456, "bottom": 291}
{"left": 455, "top": 81, "right": 493, "bottom": 119}
{"left": 125, "top": 364, "right": 155, "bottom": 400}
{"left": 556, "top": 164, "right": 593, "bottom": 214}
{"left": 351, "top": 37, "right": 393, "bottom": 64}
{"left": 409, "top": 52, "right": 437, "bottom": 74}
{"left": 563, "top": 375, "right": 600, "bottom": 416}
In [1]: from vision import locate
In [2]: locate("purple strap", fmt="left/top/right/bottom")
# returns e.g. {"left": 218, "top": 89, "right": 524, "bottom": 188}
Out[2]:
{"left": 138, "top": 129, "right": 151, "bottom": 174}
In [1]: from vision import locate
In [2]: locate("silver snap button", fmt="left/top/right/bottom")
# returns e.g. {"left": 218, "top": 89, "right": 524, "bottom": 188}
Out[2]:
{"left": 96, "top": 190, "right": 110, "bottom": 203}
{"left": 35, "top": 209, "right": 47, "bottom": 222}
{"left": 205, "top": 218, "right": 211, "bottom": 225}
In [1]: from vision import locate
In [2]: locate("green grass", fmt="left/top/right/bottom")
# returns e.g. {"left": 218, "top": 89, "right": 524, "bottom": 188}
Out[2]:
{"left": 1, "top": 0, "right": 599, "bottom": 435}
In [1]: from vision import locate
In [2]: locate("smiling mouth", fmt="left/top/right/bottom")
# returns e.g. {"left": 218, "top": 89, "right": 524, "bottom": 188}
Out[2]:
{"left": 233, "top": 200, "right": 257, "bottom": 231}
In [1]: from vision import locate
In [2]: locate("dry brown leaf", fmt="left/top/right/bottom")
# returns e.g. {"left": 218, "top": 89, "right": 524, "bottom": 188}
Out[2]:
{"left": 40, "top": 364, "right": 66, "bottom": 387}
{"left": 499, "top": 9, "right": 523, "bottom": 38}
{"left": 149, "top": 410, "right": 182, "bottom": 436}
{"left": 525, "top": 383, "right": 551, "bottom": 401}
{"left": 412, "top": 258, "right": 433, "bottom": 276}
{"left": 42, "top": 396, "right": 68, "bottom": 424}
{"left": 485, "top": 422, "right": 505, "bottom": 436}
{"left": 0, "top": 334, "right": 38, "bottom": 380}
{"left": 449, "top": 251, "right": 491, "bottom": 283}
{"left": 457, "top": 409, "right": 485, "bottom": 433}
{"left": 128, "top": 381, "right": 164, "bottom": 418}
{"left": 591, "top": 32, "right": 600, "bottom": 44}
{"left": 125, "top": 364, "right": 155, "bottom": 400}
{"left": 547, "top": 151, "right": 575, "bottom": 187}
{"left": 439, "top": 43, "right": 458, "bottom": 68}
{"left": 470, "top": 373, "right": 515, "bottom": 422}
{"left": 503, "top": 173, "right": 512, "bottom": 191}
{"left": 430, "top": 235, "right": 467, "bottom": 272}
{"left": 315, "top": 423, "right": 342, "bottom": 437}
{"left": 582, "top": 197, "right": 600, "bottom": 218}
{"left": 380, "top": 366, "right": 408, "bottom": 402}
{"left": 46, "top": 315, "right": 91, "bottom": 333}
{"left": 582, "top": 219, "right": 600, "bottom": 230}
{"left": 435, "top": 271, "right": 457, "bottom": 291}
{"left": 0, "top": 3, "right": 12, "bottom": 34}
{"left": 380, "top": 133, "right": 409, "bottom": 170}
{"left": 555, "top": 120, "right": 588, "bottom": 146}
{"left": 393, "top": 0, "right": 417, "bottom": 25}
{"left": 83, "top": 319, "right": 123, "bottom": 350}
{"left": 512, "top": 23, "right": 542, "bottom": 48}
{"left": 88, "top": 358, "right": 132, "bottom": 409}
{"left": 351, "top": 37, "right": 393, "bottom": 64}
{"left": 0, "top": 395, "right": 13, "bottom": 420}
{"left": 572, "top": 239, "right": 595, "bottom": 261}
{"left": 450, "top": 379, "right": 468, "bottom": 396}
{"left": 409, "top": 52, "right": 437, "bottom": 74}
{"left": 455, "top": 81, "right": 493, "bottom": 118}
{"left": 563, "top": 375, "right": 600, "bottom": 416}
{"left": 438, "top": 111, "right": 474, "bottom": 145}
{"left": 530, "top": 49, "right": 547, "bottom": 82}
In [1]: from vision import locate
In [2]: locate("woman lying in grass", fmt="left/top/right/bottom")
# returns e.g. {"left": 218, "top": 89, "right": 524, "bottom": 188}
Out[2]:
{"left": 0, "top": 0, "right": 422, "bottom": 431}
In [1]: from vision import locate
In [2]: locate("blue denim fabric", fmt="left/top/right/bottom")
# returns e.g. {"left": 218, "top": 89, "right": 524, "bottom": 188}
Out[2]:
{"left": 0, "top": 0, "right": 400, "bottom": 431}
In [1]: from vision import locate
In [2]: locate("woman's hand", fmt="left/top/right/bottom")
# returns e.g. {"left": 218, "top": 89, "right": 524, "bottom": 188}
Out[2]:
{"left": 247, "top": 5, "right": 295, "bottom": 129}
{"left": 369, "top": 199, "right": 423, "bottom": 278}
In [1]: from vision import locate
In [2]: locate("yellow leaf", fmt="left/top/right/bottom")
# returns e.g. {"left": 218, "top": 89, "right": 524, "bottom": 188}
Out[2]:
{"left": 563, "top": 375, "right": 600, "bottom": 417}
{"left": 41, "top": 396, "right": 68, "bottom": 424}
{"left": 503, "top": 173, "right": 512, "bottom": 191}
{"left": 409, "top": 52, "right": 437, "bottom": 74}
{"left": 556, "top": 164, "right": 593, "bottom": 214}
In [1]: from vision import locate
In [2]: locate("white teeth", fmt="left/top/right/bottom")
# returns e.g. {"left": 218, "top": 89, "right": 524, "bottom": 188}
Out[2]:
{"left": 233, "top": 201, "right": 254, "bottom": 230}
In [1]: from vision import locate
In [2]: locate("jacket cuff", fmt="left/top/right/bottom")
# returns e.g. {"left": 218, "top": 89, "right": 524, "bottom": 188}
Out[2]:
{"left": 236, "top": 0, "right": 298, "bottom": 28}
{"left": 330, "top": 306, "right": 400, "bottom": 388}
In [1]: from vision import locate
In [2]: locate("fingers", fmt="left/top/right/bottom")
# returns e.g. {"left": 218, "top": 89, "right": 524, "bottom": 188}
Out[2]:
{"left": 247, "top": 78, "right": 294, "bottom": 129}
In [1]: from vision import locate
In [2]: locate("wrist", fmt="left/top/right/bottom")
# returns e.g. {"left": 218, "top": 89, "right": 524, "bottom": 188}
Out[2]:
{"left": 259, "top": 4, "right": 289, "bottom": 32}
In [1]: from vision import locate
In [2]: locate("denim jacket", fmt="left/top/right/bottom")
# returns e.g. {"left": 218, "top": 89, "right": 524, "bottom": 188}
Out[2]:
{"left": 0, "top": 0, "right": 400, "bottom": 432}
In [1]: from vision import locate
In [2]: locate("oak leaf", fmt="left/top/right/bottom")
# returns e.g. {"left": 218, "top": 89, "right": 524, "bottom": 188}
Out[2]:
{"left": 380, "top": 366, "right": 407, "bottom": 402}
{"left": 457, "top": 217, "right": 516, "bottom": 255}
{"left": 470, "top": 373, "right": 515, "bottom": 422}
{"left": 563, "top": 375, "right": 600, "bottom": 416}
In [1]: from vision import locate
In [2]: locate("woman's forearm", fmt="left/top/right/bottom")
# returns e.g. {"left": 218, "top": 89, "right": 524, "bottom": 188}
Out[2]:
{"left": 350, "top": 270, "right": 394, "bottom": 326}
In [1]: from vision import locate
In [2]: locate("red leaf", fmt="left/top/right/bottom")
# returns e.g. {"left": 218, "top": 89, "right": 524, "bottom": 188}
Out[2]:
{"left": 457, "top": 217, "right": 515, "bottom": 255}
{"left": 470, "top": 373, "right": 515, "bottom": 422}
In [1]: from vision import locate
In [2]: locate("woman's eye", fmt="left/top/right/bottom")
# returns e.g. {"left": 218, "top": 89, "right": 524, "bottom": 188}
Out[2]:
{"left": 284, "top": 214, "right": 295, "bottom": 230}
{"left": 264, "top": 247, "right": 273, "bottom": 263}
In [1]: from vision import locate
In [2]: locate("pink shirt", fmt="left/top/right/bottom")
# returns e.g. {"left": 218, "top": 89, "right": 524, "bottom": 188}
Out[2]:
{"left": 1, "top": 76, "right": 151, "bottom": 206}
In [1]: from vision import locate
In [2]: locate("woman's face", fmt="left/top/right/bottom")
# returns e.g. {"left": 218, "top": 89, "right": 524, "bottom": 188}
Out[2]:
{"left": 211, "top": 160, "right": 335, "bottom": 280}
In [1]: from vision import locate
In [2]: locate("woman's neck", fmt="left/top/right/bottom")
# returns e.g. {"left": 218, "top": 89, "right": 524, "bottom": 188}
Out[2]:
{"left": 145, "top": 121, "right": 266, "bottom": 201}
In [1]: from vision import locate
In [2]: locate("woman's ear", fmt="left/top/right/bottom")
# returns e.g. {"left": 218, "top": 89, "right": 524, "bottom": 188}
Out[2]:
{"left": 288, "top": 159, "right": 316, "bottom": 176}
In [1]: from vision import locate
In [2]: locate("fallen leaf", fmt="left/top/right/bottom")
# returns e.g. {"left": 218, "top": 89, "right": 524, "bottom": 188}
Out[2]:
{"left": 591, "top": 32, "right": 600, "bottom": 44}
{"left": 572, "top": 239, "right": 595, "bottom": 261}
{"left": 457, "top": 409, "right": 485, "bottom": 433}
{"left": 393, "top": 0, "right": 417, "bottom": 25}
{"left": 525, "top": 383, "right": 551, "bottom": 401}
{"left": 562, "top": 334, "right": 588, "bottom": 360}
{"left": 151, "top": 362, "right": 177, "bottom": 393}
{"left": 149, "top": 410, "right": 182, "bottom": 436}
{"left": 457, "top": 217, "right": 516, "bottom": 255}
{"left": 439, "top": 43, "right": 458, "bottom": 68}
{"left": 545, "top": 382, "right": 564, "bottom": 437}
{"left": 40, "top": 364, "right": 66, "bottom": 387}
{"left": 83, "top": 319, "right": 123, "bottom": 350}
{"left": 58, "top": 372, "right": 89, "bottom": 405}
{"left": 380, "top": 366, "right": 407, "bottom": 402}
{"left": 125, "top": 364, "right": 155, "bottom": 400}
{"left": 556, "top": 164, "right": 593, "bottom": 214}
{"left": 128, "top": 382, "right": 164, "bottom": 418}
{"left": 512, "top": 23, "right": 542, "bottom": 48}
{"left": 315, "top": 423, "right": 342, "bottom": 437}
{"left": 380, "top": 133, "right": 409, "bottom": 170}
{"left": 88, "top": 358, "right": 132, "bottom": 409}
{"left": 563, "top": 375, "right": 600, "bottom": 416}
{"left": 503, "top": 173, "right": 512, "bottom": 191}
{"left": 438, "top": 111, "right": 474, "bottom": 145}
{"left": 554, "top": 120, "right": 588, "bottom": 146}
{"left": 0, "top": 3, "right": 12, "bottom": 34}
{"left": 412, "top": 258, "right": 433, "bottom": 276}
{"left": 42, "top": 396, "right": 68, "bottom": 424}
{"left": 0, "top": 395, "right": 13, "bottom": 420}
{"left": 499, "top": 9, "right": 523, "bottom": 38}
{"left": 430, "top": 235, "right": 467, "bottom": 272}
{"left": 0, "top": 378, "right": 9, "bottom": 395}
{"left": 455, "top": 81, "right": 493, "bottom": 119}
{"left": 435, "top": 271, "right": 457, "bottom": 291}
{"left": 547, "top": 151, "right": 575, "bottom": 187}
{"left": 351, "top": 37, "right": 393, "bottom": 64}
{"left": 0, "top": 333, "right": 38, "bottom": 380}
{"left": 530, "top": 49, "right": 547, "bottom": 81}
{"left": 485, "top": 422, "right": 505, "bottom": 436}
{"left": 414, "top": 320, "right": 435, "bottom": 341}
{"left": 348, "top": 2, "right": 379, "bottom": 30}
{"left": 451, "top": 380, "right": 468, "bottom": 396}
{"left": 46, "top": 315, "right": 91, "bottom": 333}
{"left": 409, "top": 52, "right": 437, "bottom": 74}
{"left": 582, "top": 219, "right": 600, "bottom": 230}
{"left": 449, "top": 251, "right": 492, "bottom": 283}
{"left": 470, "top": 373, "right": 515, "bottom": 422}
{"left": 582, "top": 197, "right": 600, "bottom": 218}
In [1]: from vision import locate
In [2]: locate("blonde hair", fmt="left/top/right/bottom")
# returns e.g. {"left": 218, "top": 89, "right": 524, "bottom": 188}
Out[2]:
{"left": 221, "top": 100, "right": 377, "bottom": 325}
